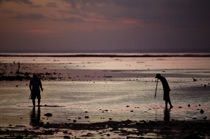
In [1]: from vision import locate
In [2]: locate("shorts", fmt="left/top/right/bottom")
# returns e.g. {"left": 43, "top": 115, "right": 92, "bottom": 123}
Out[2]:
{"left": 31, "top": 91, "right": 41, "bottom": 100}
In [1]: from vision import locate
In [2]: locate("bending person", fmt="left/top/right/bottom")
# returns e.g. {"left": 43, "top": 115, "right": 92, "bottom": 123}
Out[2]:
{"left": 155, "top": 73, "right": 173, "bottom": 109}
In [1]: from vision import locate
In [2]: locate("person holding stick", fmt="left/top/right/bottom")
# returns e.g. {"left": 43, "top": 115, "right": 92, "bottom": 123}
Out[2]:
{"left": 29, "top": 74, "right": 43, "bottom": 107}
{"left": 155, "top": 73, "right": 173, "bottom": 109}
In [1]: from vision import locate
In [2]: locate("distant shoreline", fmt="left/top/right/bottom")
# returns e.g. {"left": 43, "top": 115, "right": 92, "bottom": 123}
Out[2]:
{"left": 0, "top": 53, "right": 210, "bottom": 57}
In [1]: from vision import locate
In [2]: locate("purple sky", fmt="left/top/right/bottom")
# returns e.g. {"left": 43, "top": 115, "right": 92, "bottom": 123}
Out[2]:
{"left": 0, "top": 0, "right": 209, "bottom": 53}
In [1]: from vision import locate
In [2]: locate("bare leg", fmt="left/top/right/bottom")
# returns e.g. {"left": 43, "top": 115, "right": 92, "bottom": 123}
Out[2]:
{"left": 165, "top": 101, "right": 168, "bottom": 109}
{"left": 32, "top": 99, "right": 35, "bottom": 107}
{"left": 38, "top": 99, "right": 40, "bottom": 107}
{"left": 168, "top": 98, "right": 173, "bottom": 109}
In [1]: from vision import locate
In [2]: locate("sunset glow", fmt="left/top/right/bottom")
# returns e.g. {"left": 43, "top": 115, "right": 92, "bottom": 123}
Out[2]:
{"left": 0, "top": 0, "right": 209, "bottom": 52}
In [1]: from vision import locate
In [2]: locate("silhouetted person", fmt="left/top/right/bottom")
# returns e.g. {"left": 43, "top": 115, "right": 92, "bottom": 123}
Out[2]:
{"left": 155, "top": 73, "right": 173, "bottom": 109}
{"left": 30, "top": 107, "right": 41, "bottom": 126}
{"left": 29, "top": 74, "right": 43, "bottom": 107}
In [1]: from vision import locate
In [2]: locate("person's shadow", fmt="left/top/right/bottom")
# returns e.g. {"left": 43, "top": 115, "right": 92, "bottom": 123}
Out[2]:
{"left": 164, "top": 107, "right": 171, "bottom": 122}
{"left": 30, "top": 106, "right": 41, "bottom": 127}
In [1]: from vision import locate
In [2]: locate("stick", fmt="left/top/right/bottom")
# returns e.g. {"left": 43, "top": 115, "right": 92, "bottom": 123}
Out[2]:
{"left": 154, "top": 79, "right": 158, "bottom": 99}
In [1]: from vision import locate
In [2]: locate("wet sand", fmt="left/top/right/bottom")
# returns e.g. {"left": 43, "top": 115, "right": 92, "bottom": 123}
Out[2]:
{"left": 0, "top": 55, "right": 210, "bottom": 138}
{"left": 0, "top": 120, "right": 210, "bottom": 138}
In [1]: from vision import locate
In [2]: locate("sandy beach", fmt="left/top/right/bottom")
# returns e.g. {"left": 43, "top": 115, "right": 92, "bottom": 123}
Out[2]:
{"left": 0, "top": 54, "right": 210, "bottom": 138}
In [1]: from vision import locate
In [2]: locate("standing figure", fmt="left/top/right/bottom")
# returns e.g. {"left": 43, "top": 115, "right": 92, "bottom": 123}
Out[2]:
{"left": 155, "top": 73, "right": 173, "bottom": 109}
{"left": 29, "top": 74, "right": 43, "bottom": 107}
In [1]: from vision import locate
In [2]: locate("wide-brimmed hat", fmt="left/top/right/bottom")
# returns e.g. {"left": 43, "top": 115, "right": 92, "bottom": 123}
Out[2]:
{"left": 155, "top": 73, "right": 161, "bottom": 78}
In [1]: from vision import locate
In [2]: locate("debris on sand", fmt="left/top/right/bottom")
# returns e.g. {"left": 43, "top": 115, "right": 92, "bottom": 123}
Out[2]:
{"left": 44, "top": 113, "right": 53, "bottom": 117}
{"left": 1, "top": 120, "right": 208, "bottom": 138}
{"left": 200, "top": 109, "right": 204, "bottom": 114}
{"left": 85, "top": 116, "right": 89, "bottom": 119}
{"left": 192, "top": 78, "right": 197, "bottom": 82}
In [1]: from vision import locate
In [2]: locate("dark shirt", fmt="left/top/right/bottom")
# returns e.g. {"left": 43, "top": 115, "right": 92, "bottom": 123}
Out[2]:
{"left": 160, "top": 76, "right": 170, "bottom": 92}
{"left": 30, "top": 78, "right": 43, "bottom": 92}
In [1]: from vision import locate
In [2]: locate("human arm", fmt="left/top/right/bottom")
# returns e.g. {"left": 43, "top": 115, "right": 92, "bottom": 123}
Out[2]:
{"left": 40, "top": 80, "right": 43, "bottom": 91}
{"left": 29, "top": 80, "right": 32, "bottom": 91}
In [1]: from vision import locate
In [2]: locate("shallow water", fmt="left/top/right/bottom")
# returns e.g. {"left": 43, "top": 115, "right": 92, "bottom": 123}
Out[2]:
{"left": 0, "top": 56, "right": 210, "bottom": 126}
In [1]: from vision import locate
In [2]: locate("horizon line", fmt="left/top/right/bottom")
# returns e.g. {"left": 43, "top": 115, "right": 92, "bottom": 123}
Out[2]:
{"left": 0, "top": 52, "right": 210, "bottom": 57}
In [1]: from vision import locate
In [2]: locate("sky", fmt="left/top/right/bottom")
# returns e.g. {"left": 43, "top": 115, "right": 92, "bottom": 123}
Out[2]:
{"left": 0, "top": 0, "right": 209, "bottom": 53}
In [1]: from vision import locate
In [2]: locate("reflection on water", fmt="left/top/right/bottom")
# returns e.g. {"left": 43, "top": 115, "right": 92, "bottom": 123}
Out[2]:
{"left": 164, "top": 108, "right": 170, "bottom": 122}
{"left": 30, "top": 107, "right": 41, "bottom": 127}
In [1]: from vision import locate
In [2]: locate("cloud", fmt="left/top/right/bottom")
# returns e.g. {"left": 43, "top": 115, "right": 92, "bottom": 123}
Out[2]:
{"left": 62, "top": 0, "right": 111, "bottom": 8}
{"left": 15, "top": 13, "right": 45, "bottom": 20}
{"left": 0, "top": 9, "right": 16, "bottom": 14}
{"left": 46, "top": 2, "right": 57, "bottom": 8}
{"left": 61, "top": 17, "right": 84, "bottom": 23}
{"left": 26, "top": 29, "right": 51, "bottom": 34}
{"left": 0, "top": 0, "right": 33, "bottom": 5}
{"left": 1, "top": 0, "right": 209, "bottom": 26}
{"left": 60, "top": 0, "right": 210, "bottom": 26}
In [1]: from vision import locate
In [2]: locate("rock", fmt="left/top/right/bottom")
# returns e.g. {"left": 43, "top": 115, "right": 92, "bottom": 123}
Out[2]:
{"left": 44, "top": 113, "right": 52, "bottom": 117}
{"left": 200, "top": 109, "right": 204, "bottom": 114}
{"left": 188, "top": 104, "right": 190, "bottom": 107}
{"left": 85, "top": 116, "right": 89, "bottom": 119}
{"left": 179, "top": 106, "right": 182, "bottom": 108}
{"left": 203, "top": 116, "right": 207, "bottom": 120}
{"left": 192, "top": 78, "right": 197, "bottom": 82}
{"left": 63, "top": 136, "right": 70, "bottom": 139}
